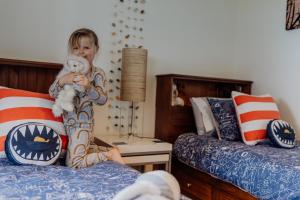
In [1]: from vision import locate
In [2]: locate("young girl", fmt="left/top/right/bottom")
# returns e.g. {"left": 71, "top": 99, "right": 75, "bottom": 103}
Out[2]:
{"left": 49, "top": 28, "right": 124, "bottom": 169}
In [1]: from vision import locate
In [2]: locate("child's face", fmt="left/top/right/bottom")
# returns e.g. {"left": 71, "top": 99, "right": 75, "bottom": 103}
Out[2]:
{"left": 71, "top": 36, "right": 97, "bottom": 66}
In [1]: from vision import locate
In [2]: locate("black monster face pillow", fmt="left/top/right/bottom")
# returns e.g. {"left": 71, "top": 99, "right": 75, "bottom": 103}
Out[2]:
{"left": 267, "top": 119, "right": 296, "bottom": 149}
{"left": 5, "top": 122, "right": 62, "bottom": 165}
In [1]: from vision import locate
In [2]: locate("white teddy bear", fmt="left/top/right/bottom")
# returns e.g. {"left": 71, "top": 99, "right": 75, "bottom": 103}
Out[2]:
{"left": 52, "top": 55, "right": 90, "bottom": 117}
{"left": 113, "top": 170, "right": 181, "bottom": 200}
{"left": 171, "top": 84, "right": 184, "bottom": 106}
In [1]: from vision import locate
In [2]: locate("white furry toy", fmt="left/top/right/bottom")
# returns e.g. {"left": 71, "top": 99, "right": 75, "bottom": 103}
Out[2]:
{"left": 113, "top": 170, "right": 180, "bottom": 200}
{"left": 52, "top": 55, "right": 90, "bottom": 117}
{"left": 171, "top": 84, "right": 184, "bottom": 106}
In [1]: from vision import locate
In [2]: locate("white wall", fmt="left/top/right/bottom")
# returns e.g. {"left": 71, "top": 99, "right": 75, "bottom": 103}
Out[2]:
{"left": 0, "top": 0, "right": 237, "bottom": 138}
{"left": 0, "top": 0, "right": 112, "bottom": 65}
{"left": 143, "top": 0, "right": 237, "bottom": 136}
{"left": 233, "top": 0, "right": 300, "bottom": 138}
{"left": 0, "top": 0, "right": 114, "bottom": 138}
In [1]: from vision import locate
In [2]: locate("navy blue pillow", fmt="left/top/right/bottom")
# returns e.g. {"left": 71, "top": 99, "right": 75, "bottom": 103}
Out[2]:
{"left": 5, "top": 122, "right": 62, "bottom": 166}
{"left": 207, "top": 98, "right": 241, "bottom": 141}
{"left": 267, "top": 120, "right": 296, "bottom": 149}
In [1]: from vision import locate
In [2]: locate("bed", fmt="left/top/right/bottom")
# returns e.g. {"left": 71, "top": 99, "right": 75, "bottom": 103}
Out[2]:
{"left": 0, "top": 58, "right": 139, "bottom": 199}
{"left": 174, "top": 133, "right": 300, "bottom": 200}
{"left": 155, "top": 74, "right": 300, "bottom": 200}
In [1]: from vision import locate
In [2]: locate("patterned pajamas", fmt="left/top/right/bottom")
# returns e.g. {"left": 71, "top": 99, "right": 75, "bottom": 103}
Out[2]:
{"left": 49, "top": 67, "right": 108, "bottom": 169}
{"left": 65, "top": 125, "right": 110, "bottom": 168}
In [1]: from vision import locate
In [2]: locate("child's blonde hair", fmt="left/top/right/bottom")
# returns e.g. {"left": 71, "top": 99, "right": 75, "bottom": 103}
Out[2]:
{"left": 68, "top": 28, "right": 100, "bottom": 53}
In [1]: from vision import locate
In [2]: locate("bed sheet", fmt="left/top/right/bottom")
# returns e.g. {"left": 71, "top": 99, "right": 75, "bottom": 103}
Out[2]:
{"left": 173, "top": 133, "right": 300, "bottom": 200}
{"left": 0, "top": 159, "right": 139, "bottom": 200}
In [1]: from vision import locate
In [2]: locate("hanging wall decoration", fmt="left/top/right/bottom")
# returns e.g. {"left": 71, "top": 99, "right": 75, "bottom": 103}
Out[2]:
{"left": 286, "top": 0, "right": 300, "bottom": 30}
{"left": 106, "top": 0, "right": 146, "bottom": 136}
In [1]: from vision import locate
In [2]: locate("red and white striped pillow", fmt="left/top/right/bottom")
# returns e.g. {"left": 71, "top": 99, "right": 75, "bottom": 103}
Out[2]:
{"left": 0, "top": 86, "right": 68, "bottom": 158}
{"left": 232, "top": 91, "right": 280, "bottom": 145}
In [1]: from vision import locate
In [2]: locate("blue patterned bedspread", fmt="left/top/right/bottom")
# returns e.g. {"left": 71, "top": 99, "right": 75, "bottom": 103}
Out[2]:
{"left": 0, "top": 159, "right": 139, "bottom": 200}
{"left": 173, "top": 133, "right": 300, "bottom": 200}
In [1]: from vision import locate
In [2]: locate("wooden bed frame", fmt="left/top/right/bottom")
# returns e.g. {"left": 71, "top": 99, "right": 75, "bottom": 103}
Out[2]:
{"left": 155, "top": 74, "right": 257, "bottom": 200}
{"left": 0, "top": 58, "right": 62, "bottom": 93}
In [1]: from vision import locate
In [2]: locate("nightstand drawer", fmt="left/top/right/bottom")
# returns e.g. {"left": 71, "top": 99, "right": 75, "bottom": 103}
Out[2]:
{"left": 123, "top": 154, "right": 170, "bottom": 165}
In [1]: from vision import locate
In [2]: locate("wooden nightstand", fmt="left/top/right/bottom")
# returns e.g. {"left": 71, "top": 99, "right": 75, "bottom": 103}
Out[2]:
{"left": 98, "top": 135, "right": 173, "bottom": 172}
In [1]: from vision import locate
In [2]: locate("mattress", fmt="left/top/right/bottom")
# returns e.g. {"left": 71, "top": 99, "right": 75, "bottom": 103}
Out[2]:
{"left": 0, "top": 159, "right": 139, "bottom": 200}
{"left": 173, "top": 133, "right": 300, "bottom": 200}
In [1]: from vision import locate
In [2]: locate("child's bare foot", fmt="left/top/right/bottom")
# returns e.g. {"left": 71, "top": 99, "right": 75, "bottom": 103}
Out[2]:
{"left": 106, "top": 147, "right": 125, "bottom": 165}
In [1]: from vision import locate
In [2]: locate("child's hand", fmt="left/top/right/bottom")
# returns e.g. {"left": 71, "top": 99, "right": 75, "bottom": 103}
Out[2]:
{"left": 58, "top": 73, "right": 77, "bottom": 86}
{"left": 73, "top": 74, "right": 91, "bottom": 90}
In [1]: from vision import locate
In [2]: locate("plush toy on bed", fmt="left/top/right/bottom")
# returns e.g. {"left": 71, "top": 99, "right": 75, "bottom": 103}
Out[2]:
{"left": 171, "top": 84, "right": 184, "bottom": 106}
{"left": 113, "top": 170, "right": 180, "bottom": 200}
{"left": 267, "top": 119, "right": 296, "bottom": 148}
{"left": 52, "top": 55, "right": 90, "bottom": 117}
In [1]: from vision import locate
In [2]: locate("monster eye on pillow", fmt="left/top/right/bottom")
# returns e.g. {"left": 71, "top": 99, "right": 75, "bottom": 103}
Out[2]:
{"left": 5, "top": 122, "right": 62, "bottom": 166}
{"left": 267, "top": 119, "right": 296, "bottom": 149}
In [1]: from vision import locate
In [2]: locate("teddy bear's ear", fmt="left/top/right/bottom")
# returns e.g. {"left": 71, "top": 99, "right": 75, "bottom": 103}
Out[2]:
{"left": 64, "top": 59, "right": 72, "bottom": 70}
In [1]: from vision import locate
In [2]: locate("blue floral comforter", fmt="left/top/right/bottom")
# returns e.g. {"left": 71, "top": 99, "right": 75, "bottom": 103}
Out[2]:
{"left": 173, "top": 133, "right": 300, "bottom": 200}
{"left": 0, "top": 159, "right": 139, "bottom": 200}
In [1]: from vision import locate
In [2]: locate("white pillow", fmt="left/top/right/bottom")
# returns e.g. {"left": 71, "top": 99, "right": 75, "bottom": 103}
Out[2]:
{"left": 190, "top": 97, "right": 216, "bottom": 135}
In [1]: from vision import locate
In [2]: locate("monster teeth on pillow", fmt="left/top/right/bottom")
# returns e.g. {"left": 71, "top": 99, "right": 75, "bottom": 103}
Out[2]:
{"left": 274, "top": 122, "right": 279, "bottom": 131}
{"left": 12, "top": 124, "right": 58, "bottom": 142}
{"left": 6, "top": 122, "right": 62, "bottom": 164}
{"left": 267, "top": 119, "right": 296, "bottom": 149}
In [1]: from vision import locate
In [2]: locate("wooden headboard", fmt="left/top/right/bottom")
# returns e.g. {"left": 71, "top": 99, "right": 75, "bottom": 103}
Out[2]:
{"left": 0, "top": 58, "right": 62, "bottom": 93}
{"left": 155, "top": 74, "right": 253, "bottom": 143}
